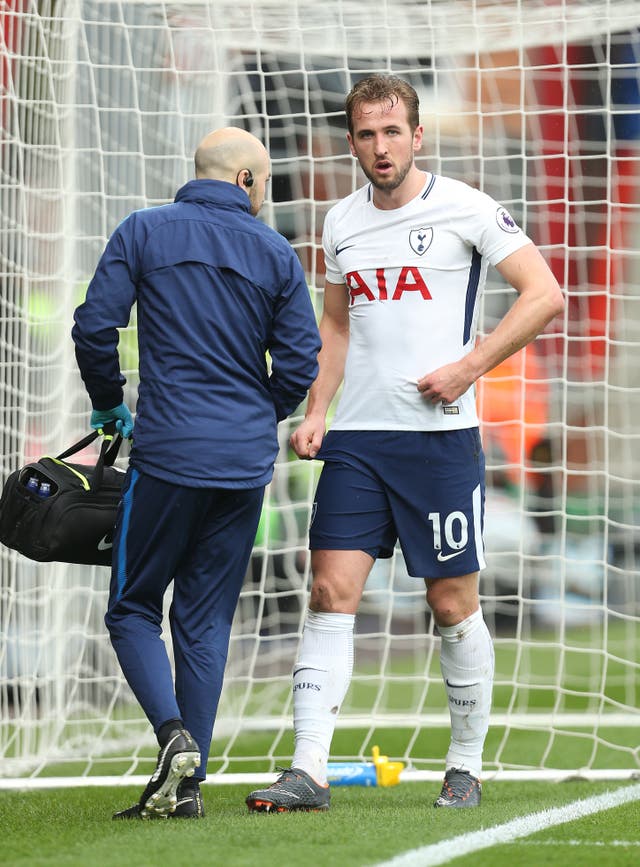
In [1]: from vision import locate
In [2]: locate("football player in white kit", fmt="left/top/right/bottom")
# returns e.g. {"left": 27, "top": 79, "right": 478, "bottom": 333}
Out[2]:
{"left": 246, "top": 75, "right": 564, "bottom": 812}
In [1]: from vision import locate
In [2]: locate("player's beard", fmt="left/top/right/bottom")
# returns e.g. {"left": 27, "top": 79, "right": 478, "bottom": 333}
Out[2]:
{"left": 362, "top": 151, "right": 414, "bottom": 192}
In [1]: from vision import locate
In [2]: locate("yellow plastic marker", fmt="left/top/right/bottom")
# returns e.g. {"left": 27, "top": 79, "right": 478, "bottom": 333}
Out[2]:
{"left": 326, "top": 745, "right": 404, "bottom": 787}
{"left": 372, "top": 745, "right": 404, "bottom": 787}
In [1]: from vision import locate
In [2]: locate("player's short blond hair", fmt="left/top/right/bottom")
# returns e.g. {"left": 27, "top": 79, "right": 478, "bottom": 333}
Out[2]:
{"left": 345, "top": 75, "right": 420, "bottom": 135}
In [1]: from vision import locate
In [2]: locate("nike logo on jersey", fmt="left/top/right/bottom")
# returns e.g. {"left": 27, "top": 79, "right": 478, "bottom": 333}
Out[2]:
{"left": 436, "top": 549, "right": 466, "bottom": 562}
{"left": 335, "top": 242, "right": 356, "bottom": 256}
{"left": 97, "top": 534, "right": 113, "bottom": 551}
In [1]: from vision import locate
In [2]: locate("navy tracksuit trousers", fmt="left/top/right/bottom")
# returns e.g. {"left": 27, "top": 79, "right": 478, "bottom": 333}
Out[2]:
{"left": 105, "top": 468, "right": 264, "bottom": 780}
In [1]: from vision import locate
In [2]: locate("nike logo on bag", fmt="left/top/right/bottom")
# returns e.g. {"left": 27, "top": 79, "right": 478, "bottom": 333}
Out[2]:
{"left": 436, "top": 549, "right": 466, "bottom": 562}
{"left": 335, "top": 243, "right": 355, "bottom": 255}
{"left": 97, "top": 534, "right": 113, "bottom": 551}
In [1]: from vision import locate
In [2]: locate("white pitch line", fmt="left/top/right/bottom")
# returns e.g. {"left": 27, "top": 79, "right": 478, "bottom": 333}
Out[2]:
{"left": 373, "top": 782, "right": 640, "bottom": 867}
{"left": 520, "top": 840, "right": 640, "bottom": 847}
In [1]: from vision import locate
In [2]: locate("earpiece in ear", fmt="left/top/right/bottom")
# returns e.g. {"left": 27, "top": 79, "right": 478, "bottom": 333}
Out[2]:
{"left": 244, "top": 170, "right": 254, "bottom": 188}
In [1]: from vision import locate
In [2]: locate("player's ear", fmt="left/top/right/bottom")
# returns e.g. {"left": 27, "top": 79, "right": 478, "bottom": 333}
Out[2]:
{"left": 413, "top": 125, "right": 424, "bottom": 152}
{"left": 346, "top": 132, "right": 357, "bottom": 157}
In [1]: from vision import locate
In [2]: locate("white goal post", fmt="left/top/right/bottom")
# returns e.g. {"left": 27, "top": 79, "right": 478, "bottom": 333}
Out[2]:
{"left": 1, "top": 0, "right": 639, "bottom": 786}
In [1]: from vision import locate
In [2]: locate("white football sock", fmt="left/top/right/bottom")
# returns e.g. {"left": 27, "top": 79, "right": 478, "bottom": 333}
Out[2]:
{"left": 291, "top": 610, "right": 355, "bottom": 785}
{"left": 438, "top": 607, "right": 494, "bottom": 780}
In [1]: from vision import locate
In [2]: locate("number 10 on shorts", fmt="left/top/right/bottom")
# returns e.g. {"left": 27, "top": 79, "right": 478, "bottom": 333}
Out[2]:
{"left": 428, "top": 510, "right": 468, "bottom": 553}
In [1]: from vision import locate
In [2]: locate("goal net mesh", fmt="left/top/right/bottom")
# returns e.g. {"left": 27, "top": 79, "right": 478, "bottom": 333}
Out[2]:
{"left": 1, "top": 0, "right": 639, "bottom": 782}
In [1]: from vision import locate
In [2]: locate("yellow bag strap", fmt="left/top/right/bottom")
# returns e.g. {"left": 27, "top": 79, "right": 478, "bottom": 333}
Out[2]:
{"left": 41, "top": 457, "right": 91, "bottom": 491}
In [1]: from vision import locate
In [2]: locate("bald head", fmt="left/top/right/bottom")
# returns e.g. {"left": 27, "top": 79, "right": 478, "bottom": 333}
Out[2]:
{"left": 194, "top": 127, "right": 270, "bottom": 216}
{"left": 194, "top": 127, "right": 269, "bottom": 183}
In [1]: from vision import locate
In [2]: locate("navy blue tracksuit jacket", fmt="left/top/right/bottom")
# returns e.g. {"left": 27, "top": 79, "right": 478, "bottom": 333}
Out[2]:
{"left": 71, "top": 179, "right": 320, "bottom": 775}
{"left": 72, "top": 178, "right": 321, "bottom": 488}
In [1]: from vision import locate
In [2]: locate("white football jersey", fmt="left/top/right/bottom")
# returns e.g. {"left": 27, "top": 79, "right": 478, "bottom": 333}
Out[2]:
{"left": 323, "top": 172, "right": 531, "bottom": 430}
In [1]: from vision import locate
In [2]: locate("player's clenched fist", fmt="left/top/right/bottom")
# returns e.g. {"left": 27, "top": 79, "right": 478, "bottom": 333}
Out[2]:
{"left": 290, "top": 415, "right": 325, "bottom": 459}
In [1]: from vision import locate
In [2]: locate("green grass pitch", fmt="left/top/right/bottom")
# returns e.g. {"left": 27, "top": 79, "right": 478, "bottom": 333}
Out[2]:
{"left": 2, "top": 779, "right": 639, "bottom": 866}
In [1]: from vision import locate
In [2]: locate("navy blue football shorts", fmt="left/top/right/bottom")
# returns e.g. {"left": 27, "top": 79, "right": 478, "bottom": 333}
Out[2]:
{"left": 309, "top": 429, "right": 486, "bottom": 578}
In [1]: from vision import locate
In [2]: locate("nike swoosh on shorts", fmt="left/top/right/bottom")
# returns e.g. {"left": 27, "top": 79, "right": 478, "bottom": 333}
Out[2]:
{"left": 436, "top": 549, "right": 466, "bottom": 562}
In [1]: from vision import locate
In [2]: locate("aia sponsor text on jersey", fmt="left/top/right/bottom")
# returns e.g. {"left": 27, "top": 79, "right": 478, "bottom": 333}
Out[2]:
{"left": 346, "top": 266, "right": 432, "bottom": 306}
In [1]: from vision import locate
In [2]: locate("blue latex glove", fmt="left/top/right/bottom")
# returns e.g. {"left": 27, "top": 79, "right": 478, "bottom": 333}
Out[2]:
{"left": 90, "top": 402, "right": 134, "bottom": 439}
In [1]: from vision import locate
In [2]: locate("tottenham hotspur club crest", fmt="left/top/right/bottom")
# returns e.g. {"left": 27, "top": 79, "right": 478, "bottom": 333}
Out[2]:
{"left": 409, "top": 227, "right": 433, "bottom": 256}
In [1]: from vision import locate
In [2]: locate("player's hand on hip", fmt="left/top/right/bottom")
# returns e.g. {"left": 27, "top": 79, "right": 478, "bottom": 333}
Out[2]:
{"left": 417, "top": 361, "right": 472, "bottom": 406}
{"left": 290, "top": 415, "right": 325, "bottom": 459}
{"left": 90, "top": 402, "right": 134, "bottom": 439}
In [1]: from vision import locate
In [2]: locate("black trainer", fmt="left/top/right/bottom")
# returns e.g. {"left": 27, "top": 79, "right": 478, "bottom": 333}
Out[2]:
{"left": 246, "top": 768, "right": 330, "bottom": 813}
{"left": 433, "top": 768, "right": 482, "bottom": 808}
{"left": 111, "top": 803, "right": 149, "bottom": 820}
{"left": 113, "top": 728, "right": 201, "bottom": 820}
{"left": 169, "top": 779, "right": 205, "bottom": 819}
{"left": 112, "top": 781, "right": 205, "bottom": 820}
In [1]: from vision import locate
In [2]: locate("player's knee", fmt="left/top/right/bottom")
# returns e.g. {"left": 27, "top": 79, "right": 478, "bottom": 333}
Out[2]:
{"left": 309, "top": 578, "right": 357, "bottom": 613}
{"left": 309, "top": 549, "right": 370, "bottom": 613}
{"left": 426, "top": 580, "right": 478, "bottom": 627}
{"left": 426, "top": 590, "right": 455, "bottom": 625}
{"left": 310, "top": 579, "right": 339, "bottom": 612}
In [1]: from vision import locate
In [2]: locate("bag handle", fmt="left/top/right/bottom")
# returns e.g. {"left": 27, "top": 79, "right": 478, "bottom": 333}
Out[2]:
{"left": 56, "top": 422, "right": 124, "bottom": 492}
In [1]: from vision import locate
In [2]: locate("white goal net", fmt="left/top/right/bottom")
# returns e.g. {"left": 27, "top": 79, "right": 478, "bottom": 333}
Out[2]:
{"left": 1, "top": 0, "right": 639, "bottom": 784}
